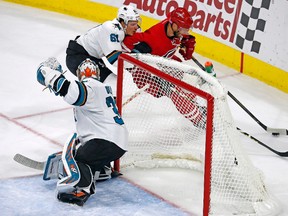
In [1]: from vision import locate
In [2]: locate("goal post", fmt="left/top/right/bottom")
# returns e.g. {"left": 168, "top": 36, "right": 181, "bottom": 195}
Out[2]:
{"left": 117, "top": 53, "right": 214, "bottom": 215}
{"left": 115, "top": 53, "right": 280, "bottom": 216}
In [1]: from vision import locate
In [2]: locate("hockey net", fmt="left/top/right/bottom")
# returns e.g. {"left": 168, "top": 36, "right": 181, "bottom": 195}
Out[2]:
{"left": 116, "top": 53, "right": 280, "bottom": 216}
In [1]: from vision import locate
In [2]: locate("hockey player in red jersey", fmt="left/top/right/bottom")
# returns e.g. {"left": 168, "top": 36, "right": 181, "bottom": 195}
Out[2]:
{"left": 122, "top": 7, "right": 196, "bottom": 97}
{"left": 122, "top": 7, "right": 195, "bottom": 61}
{"left": 122, "top": 7, "right": 205, "bottom": 127}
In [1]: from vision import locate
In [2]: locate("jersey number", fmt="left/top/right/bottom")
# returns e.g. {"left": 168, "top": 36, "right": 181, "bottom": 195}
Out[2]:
{"left": 110, "top": 34, "right": 119, "bottom": 42}
{"left": 106, "top": 96, "right": 124, "bottom": 125}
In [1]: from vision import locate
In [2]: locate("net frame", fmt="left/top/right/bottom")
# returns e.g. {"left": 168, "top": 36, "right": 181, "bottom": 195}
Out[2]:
{"left": 115, "top": 53, "right": 280, "bottom": 216}
{"left": 116, "top": 53, "right": 214, "bottom": 215}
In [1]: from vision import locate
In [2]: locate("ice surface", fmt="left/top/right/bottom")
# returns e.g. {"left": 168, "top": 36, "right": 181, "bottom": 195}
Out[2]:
{"left": 0, "top": 1, "right": 287, "bottom": 215}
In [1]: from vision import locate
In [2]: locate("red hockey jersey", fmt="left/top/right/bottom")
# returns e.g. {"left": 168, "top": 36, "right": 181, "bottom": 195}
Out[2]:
{"left": 122, "top": 18, "right": 181, "bottom": 58}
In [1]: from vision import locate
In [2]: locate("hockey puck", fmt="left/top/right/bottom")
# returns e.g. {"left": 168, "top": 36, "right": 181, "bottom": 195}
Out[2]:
{"left": 272, "top": 133, "right": 280, "bottom": 136}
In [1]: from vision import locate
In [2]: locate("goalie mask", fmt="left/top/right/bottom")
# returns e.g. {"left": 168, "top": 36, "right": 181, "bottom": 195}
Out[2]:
{"left": 76, "top": 59, "right": 100, "bottom": 81}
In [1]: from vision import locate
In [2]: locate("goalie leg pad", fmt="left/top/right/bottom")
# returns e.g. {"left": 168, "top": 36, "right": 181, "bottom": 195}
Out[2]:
{"left": 43, "top": 138, "right": 81, "bottom": 181}
{"left": 75, "top": 162, "right": 95, "bottom": 194}
{"left": 57, "top": 133, "right": 80, "bottom": 193}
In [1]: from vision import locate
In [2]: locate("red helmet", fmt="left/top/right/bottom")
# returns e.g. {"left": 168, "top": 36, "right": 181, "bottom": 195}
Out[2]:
{"left": 169, "top": 7, "right": 193, "bottom": 29}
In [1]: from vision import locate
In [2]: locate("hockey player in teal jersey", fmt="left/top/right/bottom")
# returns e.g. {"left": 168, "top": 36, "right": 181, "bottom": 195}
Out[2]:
{"left": 36, "top": 57, "right": 128, "bottom": 206}
{"left": 66, "top": 5, "right": 141, "bottom": 96}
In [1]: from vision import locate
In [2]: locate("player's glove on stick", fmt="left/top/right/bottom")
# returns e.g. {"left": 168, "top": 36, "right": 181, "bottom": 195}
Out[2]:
{"left": 179, "top": 35, "right": 196, "bottom": 60}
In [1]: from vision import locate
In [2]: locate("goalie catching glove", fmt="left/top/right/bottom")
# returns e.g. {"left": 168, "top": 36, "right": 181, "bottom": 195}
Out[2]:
{"left": 36, "top": 57, "right": 69, "bottom": 96}
{"left": 179, "top": 35, "right": 196, "bottom": 60}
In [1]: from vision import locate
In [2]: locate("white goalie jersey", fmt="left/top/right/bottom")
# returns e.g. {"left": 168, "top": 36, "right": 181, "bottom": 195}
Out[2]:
{"left": 63, "top": 77, "right": 128, "bottom": 151}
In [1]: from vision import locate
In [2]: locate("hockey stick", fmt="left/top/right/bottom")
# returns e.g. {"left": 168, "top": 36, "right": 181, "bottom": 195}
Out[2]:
{"left": 190, "top": 56, "right": 288, "bottom": 156}
{"left": 228, "top": 92, "right": 288, "bottom": 136}
{"left": 236, "top": 127, "right": 288, "bottom": 157}
{"left": 14, "top": 152, "right": 122, "bottom": 179}
{"left": 14, "top": 153, "right": 45, "bottom": 170}
{"left": 169, "top": 78, "right": 288, "bottom": 156}
{"left": 122, "top": 84, "right": 150, "bottom": 107}
{"left": 191, "top": 56, "right": 206, "bottom": 71}
{"left": 101, "top": 56, "right": 117, "bottom": 75}
{"left": 15, "top": 126, "right": 287, "bottom": 163}
{"left": 191, "top": 56, "right": 288, "bottom": 136}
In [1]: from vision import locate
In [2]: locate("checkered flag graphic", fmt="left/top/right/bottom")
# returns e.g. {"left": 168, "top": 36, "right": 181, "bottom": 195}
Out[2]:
{"left": 235, "top": 0, "right": 271, "bottom": 53}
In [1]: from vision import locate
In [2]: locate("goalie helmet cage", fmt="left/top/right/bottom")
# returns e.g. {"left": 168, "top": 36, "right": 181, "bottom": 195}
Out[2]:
{"left": 115, "top": 53, "right": 280, "bottom": 216}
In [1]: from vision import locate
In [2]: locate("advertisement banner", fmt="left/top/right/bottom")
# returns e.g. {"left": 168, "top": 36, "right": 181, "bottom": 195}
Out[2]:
{"left": 4, "top": 0, "right": 288, "bottom": 92}
{"left": 91, "top": 0, "right": 288, "bottom": 72}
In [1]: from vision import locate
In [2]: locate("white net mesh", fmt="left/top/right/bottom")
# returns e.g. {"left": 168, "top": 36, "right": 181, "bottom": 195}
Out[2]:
{"left": 117, "top": 53, "right": 280, "bottom": 216}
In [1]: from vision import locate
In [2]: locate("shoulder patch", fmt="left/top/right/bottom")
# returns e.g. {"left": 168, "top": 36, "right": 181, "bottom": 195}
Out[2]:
{"left": 114, "top": 23, "right": 121, "bottom": 30}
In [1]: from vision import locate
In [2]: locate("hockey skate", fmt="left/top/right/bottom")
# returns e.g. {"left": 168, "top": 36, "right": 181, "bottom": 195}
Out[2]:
{"left": 57, "top": 189, "right": 90, "bottom": 206}
{"left": 95, "top": 165, "right": 112, "bottom": 182}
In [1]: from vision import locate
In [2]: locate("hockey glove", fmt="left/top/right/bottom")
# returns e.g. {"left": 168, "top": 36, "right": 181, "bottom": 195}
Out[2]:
{"left": 37, "top": 66, "right": 68, "bottom": 96}
{"left": 179, "top": 35, "right": 196, "bottom": 60}
{"left": 132, "top": 41, "right": 152, "bottom": 53}
{"left": 37, "top": 57, "right": 63, "bottom": 85}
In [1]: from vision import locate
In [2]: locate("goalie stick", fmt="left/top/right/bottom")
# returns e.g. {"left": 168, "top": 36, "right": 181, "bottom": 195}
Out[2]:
{"left": 13, "top": 153, "right": 45, "bottom": 170}
{"left": 14, "top": 152, "right": 123, "bottom": 178}
{"left": 191, "top": 56, "right": 288, "bottom": 136}
{"left": 14, "top": 151, "right": 63, "bottom": 180}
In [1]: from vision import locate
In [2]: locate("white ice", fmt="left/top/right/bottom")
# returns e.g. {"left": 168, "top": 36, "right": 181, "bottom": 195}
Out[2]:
{"left": 0, "top": 1, "right": 287, "bottom": 215}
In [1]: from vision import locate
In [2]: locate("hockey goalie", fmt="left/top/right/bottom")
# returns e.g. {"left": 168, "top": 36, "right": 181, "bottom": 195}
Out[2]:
{"left": 36, "top": 57, "right": 128, "bottom": 206}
